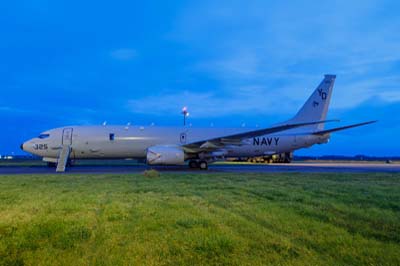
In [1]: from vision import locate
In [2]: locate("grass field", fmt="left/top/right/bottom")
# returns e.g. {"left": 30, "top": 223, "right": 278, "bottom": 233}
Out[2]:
{"left": 0, "top": 172, "right": 399, "bottom": 266}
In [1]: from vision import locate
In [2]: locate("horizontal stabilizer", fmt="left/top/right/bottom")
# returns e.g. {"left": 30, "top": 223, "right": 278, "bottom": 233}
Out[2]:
{"left": 312, "top": 120, "right": 377, "bottom": 135}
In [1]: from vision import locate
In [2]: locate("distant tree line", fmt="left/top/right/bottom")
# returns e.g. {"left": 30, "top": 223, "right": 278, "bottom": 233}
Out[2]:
{"left": 294, "top": 155, "right": 400, "bottom": 161}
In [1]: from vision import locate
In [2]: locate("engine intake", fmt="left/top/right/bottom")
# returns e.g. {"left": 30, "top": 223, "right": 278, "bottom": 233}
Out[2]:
{"left": 146, "top": 145, "right": 185, "bottom": 165}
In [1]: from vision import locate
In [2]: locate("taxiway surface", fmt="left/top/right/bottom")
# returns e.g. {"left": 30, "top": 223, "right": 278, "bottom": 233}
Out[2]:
{"left": 0, "top": 163, "right": 399, "bottom": 175}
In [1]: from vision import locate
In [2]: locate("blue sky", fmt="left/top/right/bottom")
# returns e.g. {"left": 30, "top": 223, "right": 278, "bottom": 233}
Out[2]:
{"left": 1, "top": 0, "right": 399, "bottom": 156}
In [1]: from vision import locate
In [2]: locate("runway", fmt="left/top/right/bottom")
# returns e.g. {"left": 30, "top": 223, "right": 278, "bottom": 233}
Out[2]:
{"left": 0, "top": 162, "right": 399, "bottom": 175}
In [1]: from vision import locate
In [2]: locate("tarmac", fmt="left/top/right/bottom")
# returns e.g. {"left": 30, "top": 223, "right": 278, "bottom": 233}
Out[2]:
{"left": 0, "top": 162, "right": 399, "bottom": 175}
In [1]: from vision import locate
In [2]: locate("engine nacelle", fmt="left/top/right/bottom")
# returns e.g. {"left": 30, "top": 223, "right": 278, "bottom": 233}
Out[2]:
{"left": 146, "top": 145, "right": 185, "bottom": 165}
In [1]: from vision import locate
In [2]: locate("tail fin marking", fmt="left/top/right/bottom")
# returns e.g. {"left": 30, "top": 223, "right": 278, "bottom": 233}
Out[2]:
{"left": 286, "top": 74, "right": 336, "bottom": 131}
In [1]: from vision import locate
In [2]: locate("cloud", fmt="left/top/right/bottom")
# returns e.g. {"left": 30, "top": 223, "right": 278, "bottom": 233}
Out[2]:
{"left": 332, "top": 76, "right": 400, "bottom": 109}
{"left": 0, "top": 106, "right": 38, "bottom": 114}
{"left": 126, "top": 74, "right": 400, "bottom": 118}
{"left": 128, "top": 11, "right": 400, "bottom": 115}
{"left": 376, "top": 91, "right": 400, "bottom": 103}
{"left": 127, "top": 84, "right": 320, "bottom": 118}
{"left": 194, "top": 50, "right": 261, "bottom": 79}
{"left": 110, "top": 48, "right": 137, "bottom": 61}
{"left": 169, "top": 0, "right": 400, "bottom": 87}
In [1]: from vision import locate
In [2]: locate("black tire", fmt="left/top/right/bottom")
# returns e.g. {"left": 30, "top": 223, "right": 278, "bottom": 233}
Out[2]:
{"left": 189, "top": 160, "right": 198, "bottom": 169}
{"left": 47, "top": 162, "right": 57, "bottom": 168}
{"left": 199, "top": 161, "right": 208, "bottom": 170}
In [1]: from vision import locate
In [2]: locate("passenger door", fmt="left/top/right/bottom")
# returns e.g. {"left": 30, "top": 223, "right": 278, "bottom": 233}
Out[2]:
{"left": 62, "top": 128, "right": 73, "bottom": 146}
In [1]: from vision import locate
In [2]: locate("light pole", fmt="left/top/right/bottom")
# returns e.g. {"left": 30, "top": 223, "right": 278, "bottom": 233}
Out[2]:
{"left": 182, "top": 106, "right": 189, "bottom": 126}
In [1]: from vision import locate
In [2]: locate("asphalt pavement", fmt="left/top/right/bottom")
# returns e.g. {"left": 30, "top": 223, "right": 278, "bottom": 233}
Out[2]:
{"left": 0, "top": 162, "right": 399, "bottom": 175}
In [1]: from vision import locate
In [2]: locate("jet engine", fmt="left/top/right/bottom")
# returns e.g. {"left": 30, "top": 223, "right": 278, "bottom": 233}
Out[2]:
{"left": 146, "top": 145, "right": 185, "bottom": 165}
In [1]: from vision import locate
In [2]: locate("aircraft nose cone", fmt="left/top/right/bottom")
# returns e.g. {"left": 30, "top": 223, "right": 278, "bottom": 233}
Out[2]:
{"left": 20, "top": 143, "right": 24, "bottom": 151}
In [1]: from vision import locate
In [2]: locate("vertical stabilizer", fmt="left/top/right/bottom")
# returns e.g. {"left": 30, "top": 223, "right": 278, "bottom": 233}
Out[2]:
{"left": 286, "top": 74, "right": 336, "bottom": 131}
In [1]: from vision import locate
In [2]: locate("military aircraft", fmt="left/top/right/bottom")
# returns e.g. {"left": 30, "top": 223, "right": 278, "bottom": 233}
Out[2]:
{"left": 21, "top": 75, "right": 375, "bottom": 172}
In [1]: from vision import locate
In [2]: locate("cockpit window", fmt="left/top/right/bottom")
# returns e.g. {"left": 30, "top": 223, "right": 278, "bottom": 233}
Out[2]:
{"left": 38, "top": 134, "right": 50, "bottom": 139}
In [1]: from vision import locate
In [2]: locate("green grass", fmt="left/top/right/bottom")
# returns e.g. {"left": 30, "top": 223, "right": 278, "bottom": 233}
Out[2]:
{"left": 0, "top": 173, "right": 399, "bottom": 266}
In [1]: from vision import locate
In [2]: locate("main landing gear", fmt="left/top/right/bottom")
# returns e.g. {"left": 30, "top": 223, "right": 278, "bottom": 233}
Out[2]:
{"left": 188, "top": 160, "right": 208, "bottom": 170}
{"left": 47, "top": 162, "right": 57, "bottom": 168}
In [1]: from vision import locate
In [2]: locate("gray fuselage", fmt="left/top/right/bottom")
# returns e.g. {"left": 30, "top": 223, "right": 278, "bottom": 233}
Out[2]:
{"left": 22, "top": 125, "right": 328, "bottom": 162}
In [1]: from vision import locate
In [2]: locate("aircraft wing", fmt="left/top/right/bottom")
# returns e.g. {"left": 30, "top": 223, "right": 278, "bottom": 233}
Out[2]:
{"left": 183, "top": 120, "right": 337, "bottom": 153}
{"left": 312, "top": 120, "right": 377, "bottom": 135}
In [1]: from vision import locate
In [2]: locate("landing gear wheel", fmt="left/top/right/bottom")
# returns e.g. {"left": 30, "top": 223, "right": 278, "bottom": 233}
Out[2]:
{"left": 47, "top": 162, "right": 57, "bottom": 168}
{"left": 189, "top": 160, "right": 198, "bottom": 169}
{"left": 199, "top": 161, "right": 208, "bottom": 170}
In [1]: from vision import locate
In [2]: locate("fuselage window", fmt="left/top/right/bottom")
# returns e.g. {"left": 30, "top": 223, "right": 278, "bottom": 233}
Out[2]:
{"left": 38, "top": 134, "right": 50, "bottom": 139}
{"left": 109, "top": 133, "right": 115, "bottom": 141}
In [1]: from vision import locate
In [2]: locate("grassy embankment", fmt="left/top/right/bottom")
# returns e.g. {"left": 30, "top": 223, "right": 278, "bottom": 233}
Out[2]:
{"left": 0, "top": 172, "right": 399, "bottom": 265}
